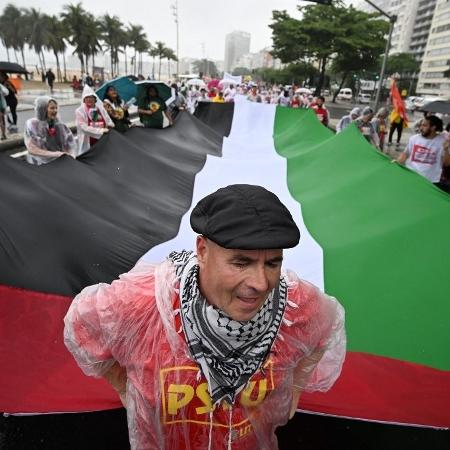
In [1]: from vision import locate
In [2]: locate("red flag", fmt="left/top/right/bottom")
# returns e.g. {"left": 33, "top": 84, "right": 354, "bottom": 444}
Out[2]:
{"left": 390, "top": 79, "right": 409, "bottom": 126}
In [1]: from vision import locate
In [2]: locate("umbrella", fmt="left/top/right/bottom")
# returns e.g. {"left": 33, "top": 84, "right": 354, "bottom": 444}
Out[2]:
{"left": 207, "top": 79, "right": 220, "bottom": 89}
{"left": 218, "top": 79, "right": 234, "bottom": 88}
{"left": 0, "top": 62, "right": 28, "bottom": 74}
{"left": 96, "top": 76, "right": 137, "bottom": 102}
{"left": 135, "top": 81, "right": 176, "bottom": 107}
{"left": 295, "top": 87, "right": 312, "bottom": 94}
{"left": 187, "top": 78, "right": 206, "bottom": 87}
{"left": 421, "top": 100, "right": 450, "bottom": 114}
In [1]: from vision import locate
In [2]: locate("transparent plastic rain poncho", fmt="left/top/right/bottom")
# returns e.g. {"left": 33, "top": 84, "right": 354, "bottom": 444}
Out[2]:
{"left": 64, "top": 258, "right": 346, "bottom": 450}
{"left": 75, "top": 85, "right": 114, "bottom": 155}
{"left": 24, "top": 96, "right": 77, "bottom": 165}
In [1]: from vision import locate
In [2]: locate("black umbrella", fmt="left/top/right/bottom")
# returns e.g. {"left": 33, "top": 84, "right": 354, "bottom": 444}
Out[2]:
{"left": 421, "top": 100, "right": 450, "bottom": 114}
{"left": 0, "top": 61, "right": 28, "bottom": 74}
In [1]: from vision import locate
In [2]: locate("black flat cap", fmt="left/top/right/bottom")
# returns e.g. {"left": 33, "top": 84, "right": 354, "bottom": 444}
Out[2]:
{"left": 190, "top": 184, "right": 300, "bottom": 249}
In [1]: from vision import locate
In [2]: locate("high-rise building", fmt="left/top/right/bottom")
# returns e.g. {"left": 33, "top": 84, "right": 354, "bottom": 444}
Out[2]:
{"left": 417, "top": 0, "right": 450, "bottom": 96}
{"left": 224, "top": 31, "right": 251, "bottom": 72}
{"left": 357, "top": 0, "right": 437, "bottom": 61}
{"left": 409, "top": 0, "right": 438, "bottom": 61}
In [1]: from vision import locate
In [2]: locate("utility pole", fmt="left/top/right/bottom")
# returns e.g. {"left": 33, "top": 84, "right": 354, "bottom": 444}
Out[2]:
{"left": 171, "top": 0, "right": 180, "bottom": 79}
{"left": 363, "top": 0, "right": 397, "bottom": 111}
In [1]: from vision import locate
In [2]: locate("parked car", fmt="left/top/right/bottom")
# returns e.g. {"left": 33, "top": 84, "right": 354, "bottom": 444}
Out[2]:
{"left": 337, "top": 88, "right": 353, "bottom": 101}
{"left": 414, "top": 96, "right": 443, "bottom": 110}
{"left": 405, "top": 96, "right": 418, "bottom": 112}
{"left": 357, "top": 93, "right": 371, "bottom": 104}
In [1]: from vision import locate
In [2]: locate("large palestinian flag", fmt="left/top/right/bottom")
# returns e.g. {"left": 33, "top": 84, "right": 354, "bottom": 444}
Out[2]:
{"left": 0, "top": 99, "right": 449, "bottom": 436}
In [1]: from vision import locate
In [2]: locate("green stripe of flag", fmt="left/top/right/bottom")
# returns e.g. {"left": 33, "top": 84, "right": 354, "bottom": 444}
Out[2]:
{"left": 273, "top": 106, "right": 450, "bottom": 371}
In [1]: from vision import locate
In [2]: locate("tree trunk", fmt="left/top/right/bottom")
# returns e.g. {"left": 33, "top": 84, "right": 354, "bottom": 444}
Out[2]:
{"left": 78, "top": 54, "right": 84, "bottom": 74}
{"left": 315, "top": 57, "right": 327, "bottom": 96}
{"left": 124, "top": 48, "right": 127, "bottom": 74}
{"left": 332, "top": 72, "right": 348, "bottom": 103}
{"left": 92, "top": 53, "right": 95, "bottom": 76}
{"left": 21, "top": 48, "right": 26, "bottom": 69}
{"left": 14, "top": 49, "right": 19, "bottom": 63}
{"left": 134, "top": 48, "right": 137, "bottom": 75}
{"left": 6, "top": 47, "right": 10, "bottom": 62}
{"left": 110, "top": 51, "right": 114, "bottom": 78}
{"left": 152, "top": 57, "right": 155, "bottom": 79}
{"left": 41, "top": 51, "right": 47, "bottom": 72}
{"left": 63, "top": 52, "right": 67, "bottom": 82}
{"left": 167, "top": 59, "right": 170, "bottom": 79}
{"left": 54, "top": 51, "right": 61, "bottom": 82}
{"left": 158, "top": 57, "right": 162, "bottom": 80}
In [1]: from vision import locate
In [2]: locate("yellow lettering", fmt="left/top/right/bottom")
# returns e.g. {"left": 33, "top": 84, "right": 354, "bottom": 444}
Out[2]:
{"left": 240, "top": 379, "right": 267, "bottom": 407}
{"left": 167, "top": 384, "right": 194, "bottom": 415}
{"left": 240, "top": 424, "right": 252, "bottom": 437}
{"left": 195, "top": 382, "right": 213, "bottom": 415}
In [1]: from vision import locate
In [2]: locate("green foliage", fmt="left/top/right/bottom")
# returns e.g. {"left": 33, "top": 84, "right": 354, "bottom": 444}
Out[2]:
{"left": 232, "top": 67, "right": 252, "bottom": 76}
{"left": 270, "top": 2, "right": 388, "bottom": 94}
{"left": 253, "top": 62, "right": 319, "bottom": 85}
{"left": 386, "top": 53, "right": 421, "bottom": 76}
{"left": 193, "top": 59, "right": 219, "bottom": 78}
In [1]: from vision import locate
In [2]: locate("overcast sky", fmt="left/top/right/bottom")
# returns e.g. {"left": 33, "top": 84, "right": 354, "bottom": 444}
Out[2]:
{"left": 1, "top": 0, "right": 357, "bottom": 61}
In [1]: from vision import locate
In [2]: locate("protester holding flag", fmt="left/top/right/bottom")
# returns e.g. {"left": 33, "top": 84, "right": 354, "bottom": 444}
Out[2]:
{"left": 138, "top": 85, "right": 172, "bottom": 129}
{"left": 371, "top": 108, "right": 389, "bottom": 152}
{"left": 75, "top": 85, "right": 114, "bottom": 155}
{"left": 102, "top": 86, "right": 131, "bottom": 133}
{"left": 311, "top": 96, "right": 329, "bottom": 127}
{"left": 356, "top": 107, "right": 380, "bottom": 148}
{"left": 336, "top": 107, "right": 361, "bottom": 133}
{"left": 395, "top": 115, "right": 450, "bottom": 188}
{"left": 64, "top": 184, "right": 346, "bottom": 450}
{"left": 388, "top": 79, "right": 408, "bottom": 148}
{"left": 24, "top": 96, "right": 77, "bottom": 165}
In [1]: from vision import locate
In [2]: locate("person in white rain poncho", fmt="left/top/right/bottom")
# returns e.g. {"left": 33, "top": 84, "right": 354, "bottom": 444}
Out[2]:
{"left": 64, "top": 184, "right": 346, "bottom": 450}
{"left": 75, "top": 85, "right": 114, "bottom": 155}
{"left": 24, "top": 96, "right": 76, "bottom": 165}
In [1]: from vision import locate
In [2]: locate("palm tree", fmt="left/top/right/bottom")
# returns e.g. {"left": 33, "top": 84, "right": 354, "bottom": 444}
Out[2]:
{"left": 62, "top": 3, "right": 90, "bottom": 73}
{"left": 46, "top": 16, "right": 68, "bottom": 82}
{"left": 84, "top": 13, "right": 102, "bottom": 75}
{"left": 154, "top": 41, "right": 167, "bottom": 80}
{"left": 26, "top": 8, "right": 50, "bottom": 72}
{"left": 164, "top": 47, "right": 177, "bottom": 80}
{"left": 101, "top": 14, "right": 124, "bottom": 77}
{"left": 128, "top": 24, "right": 146, "bottom": 76}
{"left": 148, "top": 45, "right": 159, "bottom": 80}
{"left": 0, "top": 5, "right": 27, "bottom": 66}
{"left": 135, "top": 37, "right": 150, "bottom": 76}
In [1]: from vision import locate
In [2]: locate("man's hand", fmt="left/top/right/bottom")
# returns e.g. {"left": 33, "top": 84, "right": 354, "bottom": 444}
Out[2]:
{"left": 104, "top": 362, "right": 127, "bottom": 407}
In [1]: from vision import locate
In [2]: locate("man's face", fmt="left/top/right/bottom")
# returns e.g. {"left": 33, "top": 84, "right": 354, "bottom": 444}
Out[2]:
{"left": 196, "top": 237, "right": 283, "bottom": 322}
{"left": 420, "top": 119, "right": 433, "bottom": 137}
{"left": 316, "top": 98, "right": 323, "bottom": 107}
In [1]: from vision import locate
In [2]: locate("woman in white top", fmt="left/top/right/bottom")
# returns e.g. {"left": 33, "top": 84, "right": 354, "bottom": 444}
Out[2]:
{"left": 75, "top": 85, "right": 114, "bottom": 155}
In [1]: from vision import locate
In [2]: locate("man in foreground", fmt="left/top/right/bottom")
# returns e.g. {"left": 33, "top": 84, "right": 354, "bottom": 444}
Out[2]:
{"left": 64, "top": 184, "right": 346, "bottom": 450}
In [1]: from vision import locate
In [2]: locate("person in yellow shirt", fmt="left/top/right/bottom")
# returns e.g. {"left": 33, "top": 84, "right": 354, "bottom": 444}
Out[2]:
{"left": 213, "top": 91, "right": 225, "bottom": 103}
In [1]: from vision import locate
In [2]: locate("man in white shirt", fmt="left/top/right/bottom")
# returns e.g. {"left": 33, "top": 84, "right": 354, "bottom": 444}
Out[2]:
{"left": 396, "top": 115, "right": 450, "bottom": 185}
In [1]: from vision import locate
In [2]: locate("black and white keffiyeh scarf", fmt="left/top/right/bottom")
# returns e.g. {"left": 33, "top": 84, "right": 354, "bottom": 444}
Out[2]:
{"left": 169, "top": 250, "right": 288, "bottom": 405}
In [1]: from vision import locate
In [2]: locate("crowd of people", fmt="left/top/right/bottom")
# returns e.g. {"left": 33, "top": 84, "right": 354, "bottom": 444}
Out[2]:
{"left": 2, "top": 74, "right": 448, "bottom": 192}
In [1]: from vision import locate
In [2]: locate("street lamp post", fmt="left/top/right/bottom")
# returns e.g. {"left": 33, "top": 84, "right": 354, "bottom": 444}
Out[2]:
{"left": 362, "top": 0, "right": 397, "bottom": 111}
{"left": 171, "top": 0, "right": 180, "bottom": 79}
